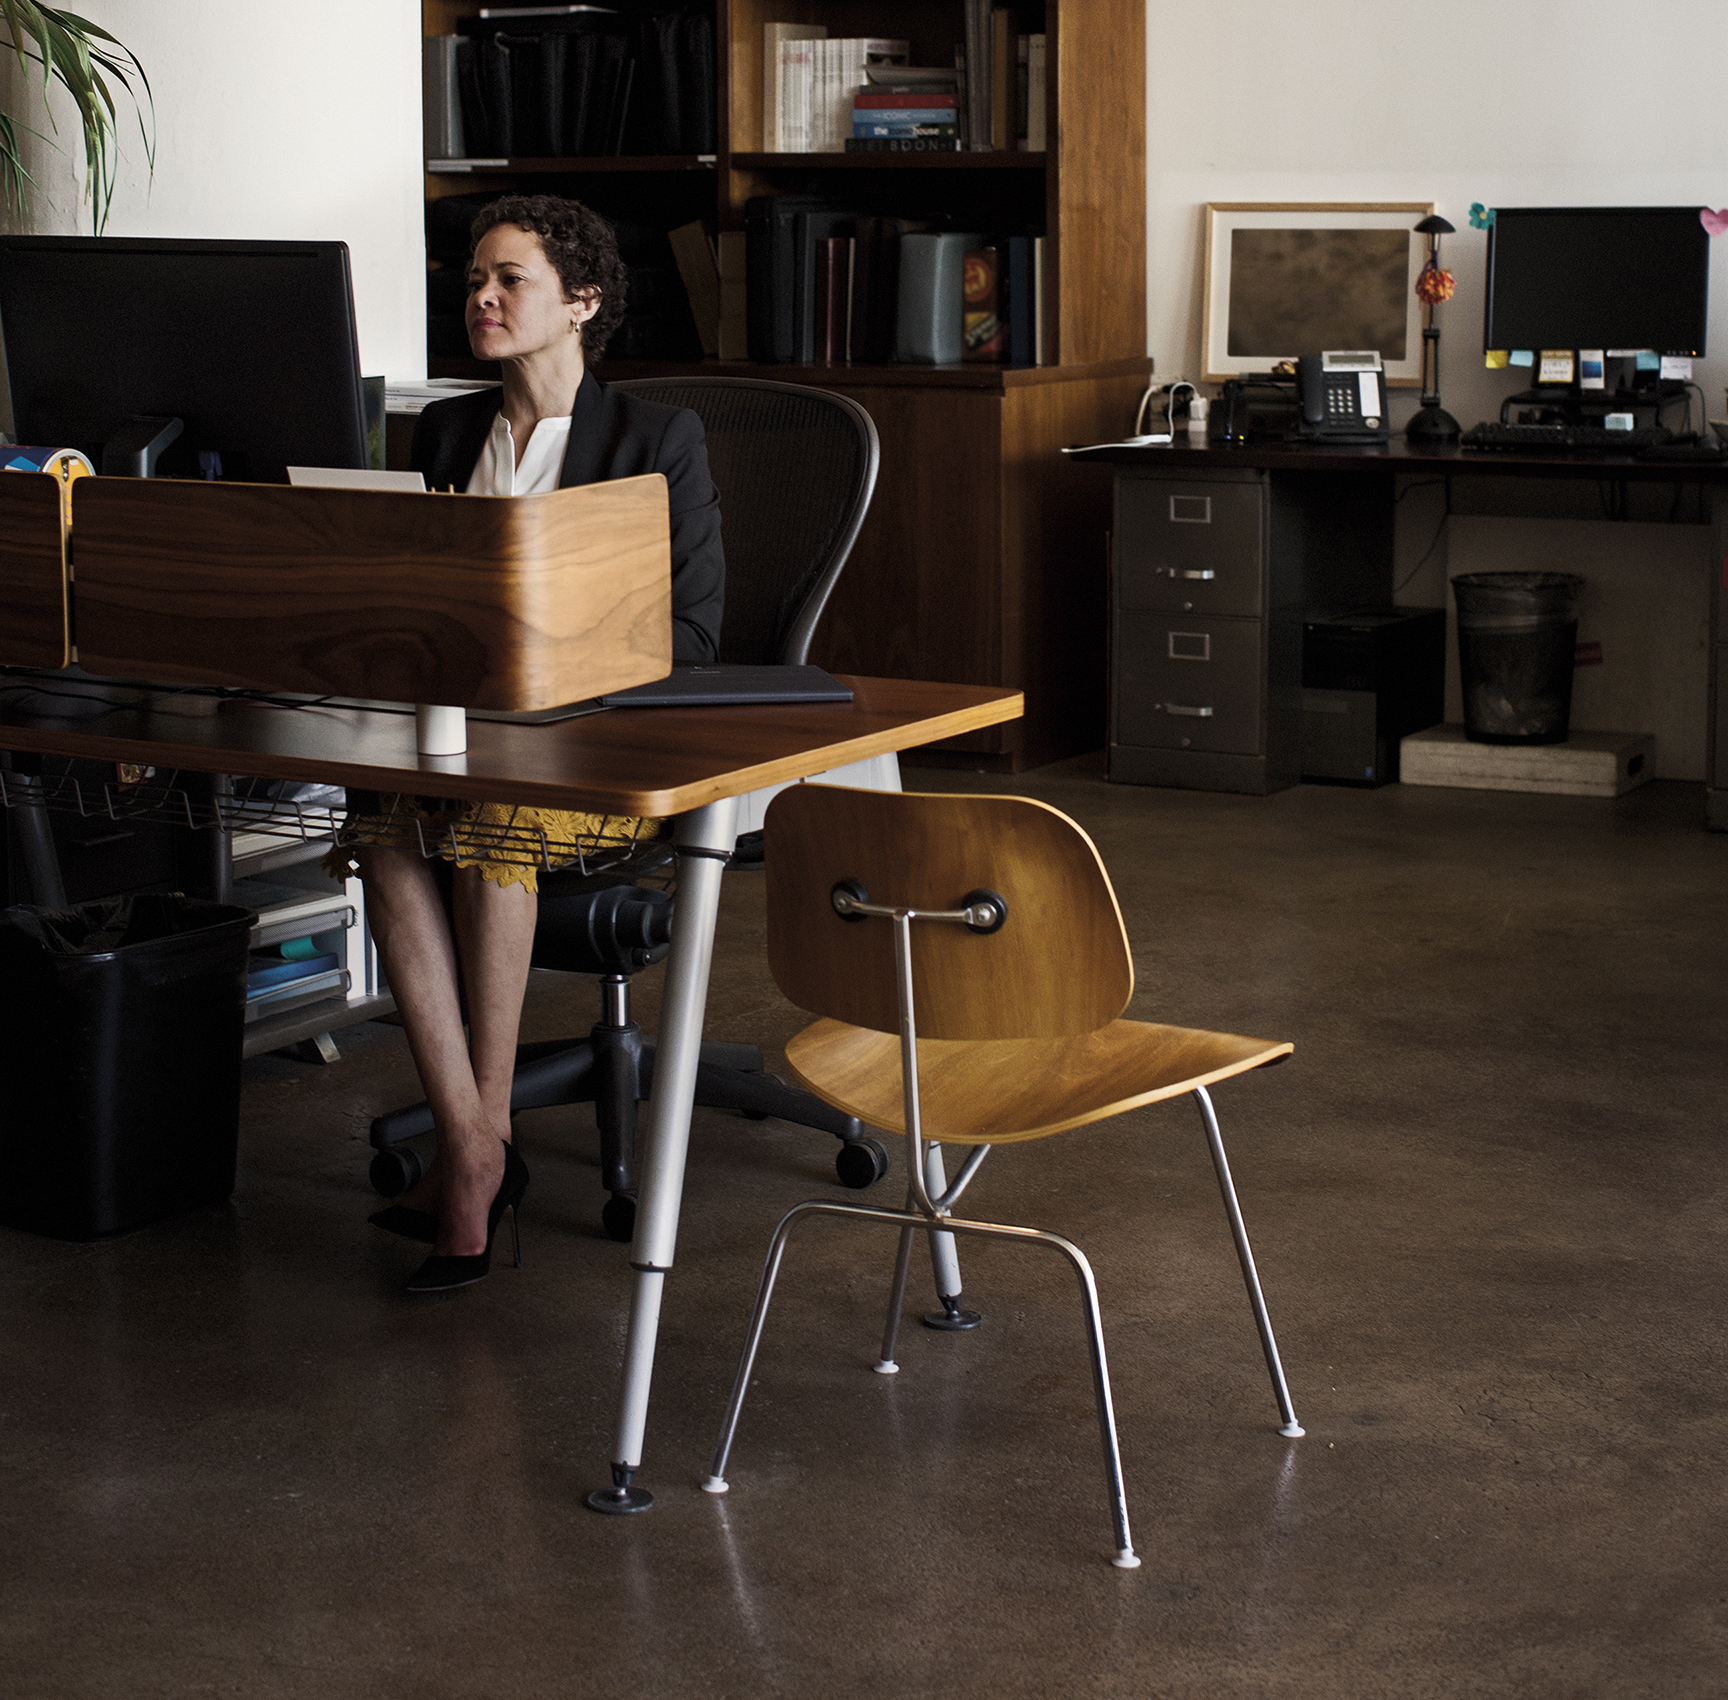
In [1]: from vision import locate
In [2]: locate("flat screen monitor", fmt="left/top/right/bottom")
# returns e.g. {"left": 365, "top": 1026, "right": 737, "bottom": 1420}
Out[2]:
{"left": 0, "top": 235, "right": 366, "bottom": 483}
{"left": 1483, "top": 207, "right": 1710, "bottom": 357}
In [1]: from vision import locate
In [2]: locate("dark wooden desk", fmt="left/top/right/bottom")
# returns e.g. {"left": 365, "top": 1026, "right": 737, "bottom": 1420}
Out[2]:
{"left": 0, "top": 674, "right": 1024, "bottom": 1510}
{"left": 1069, "top": 439, "right": 1728, "bottom": 825}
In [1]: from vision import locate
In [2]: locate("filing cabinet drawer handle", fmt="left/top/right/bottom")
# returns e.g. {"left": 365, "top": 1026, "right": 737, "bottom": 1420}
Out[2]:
{"left": 1156, "top": 703, "right": 1214, "bottom": 718}
{"left": 1157, "top": 567, "right": 1217, "bottom": 580}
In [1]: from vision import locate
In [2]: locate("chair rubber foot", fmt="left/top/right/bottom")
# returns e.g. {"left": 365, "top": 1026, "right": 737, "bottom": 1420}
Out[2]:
{"left": 1112, "top": 1550, "right": 1142, "bottom": 1570}
{"left": 873, "top": 1359, "right": 899, "bottom": 1375}
{"left": 587, "top": 1485, "right": 654, "bottom": 1514}
{"left": 701, "top": 1475, "right": 730, "bottom": 1495}
{"left": 922, "top": 1306, "right": 982, "bottom": 1332}
{"left": 1279, "top": 1422, "right": 1306, "bottom": 1438}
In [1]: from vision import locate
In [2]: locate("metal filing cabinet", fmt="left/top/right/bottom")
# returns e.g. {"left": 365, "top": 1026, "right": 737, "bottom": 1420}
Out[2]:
{"left": 1110, "top": 468, "right": 1303, "bottom": 794}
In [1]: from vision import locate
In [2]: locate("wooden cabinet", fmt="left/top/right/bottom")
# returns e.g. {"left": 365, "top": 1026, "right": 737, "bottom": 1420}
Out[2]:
{"left": 420, "top": 0, "right": 1147, "bottom": 770}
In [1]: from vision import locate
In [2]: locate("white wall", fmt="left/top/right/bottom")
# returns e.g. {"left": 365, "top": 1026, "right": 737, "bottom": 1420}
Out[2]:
{"left": 1146, "top": 0, "right": 1726, "bottom": 777}
{"left": 1146, "top": 0, "right": 1728, "bottom": 425}
{"left": 0, "top": 0, "right": 425, "bottom": 382}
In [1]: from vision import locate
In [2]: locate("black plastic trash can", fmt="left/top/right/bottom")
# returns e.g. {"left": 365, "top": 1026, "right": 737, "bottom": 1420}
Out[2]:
{"left": 1451, "top": 572, "right": 1585, "bottom": 745}
{"left": 0, "top": 895, "right": 255, "bottom": 1239}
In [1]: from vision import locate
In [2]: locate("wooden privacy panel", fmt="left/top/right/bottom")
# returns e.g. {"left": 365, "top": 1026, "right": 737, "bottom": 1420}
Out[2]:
{"left": 71, "top": 476, "right": 672, "bottom": 710}
{"left": 0, "top": 472, "right": 70, "bottom": 669}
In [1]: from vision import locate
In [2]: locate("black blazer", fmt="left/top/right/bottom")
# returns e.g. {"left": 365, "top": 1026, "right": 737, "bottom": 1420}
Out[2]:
{"left": 410, "top": 372, "right": 724, "bottom": 663}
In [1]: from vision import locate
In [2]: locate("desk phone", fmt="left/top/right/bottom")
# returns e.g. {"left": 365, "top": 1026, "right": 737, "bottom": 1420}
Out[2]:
{"left": 1295, "top": 351, "right": 1389, "bottom": 444}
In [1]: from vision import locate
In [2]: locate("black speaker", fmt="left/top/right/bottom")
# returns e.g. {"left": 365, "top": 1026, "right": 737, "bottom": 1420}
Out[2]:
{"left": 1302, "top": 606, "right": 1446, "bottom": 786}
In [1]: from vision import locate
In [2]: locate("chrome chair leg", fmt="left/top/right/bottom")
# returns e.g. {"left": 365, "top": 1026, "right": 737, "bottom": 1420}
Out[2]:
{"left": 703, "top": 1200, "right": 819, "bottom": 1495}
{"left": 1193, "top": 1086, "right": 1304, "bottom": 1438}
{"left": 704, "top": 1196, "right": 1141, "bottom": 1567}
{"left": 875, "top": 1224, "right": 917, "bottom": 1374}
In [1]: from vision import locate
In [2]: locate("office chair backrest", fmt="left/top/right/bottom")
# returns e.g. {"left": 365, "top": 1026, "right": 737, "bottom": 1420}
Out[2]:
{"left": 765, "top": 785, "right": 1133, "bottom": 1041}
{"left": 607, "top": 377, "right": 878, "bottom": 665}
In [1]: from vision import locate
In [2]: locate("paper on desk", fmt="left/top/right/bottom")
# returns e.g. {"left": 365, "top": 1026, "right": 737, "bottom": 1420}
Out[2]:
{"left": 384, "top": 379, "right": 501, "bottom": 416}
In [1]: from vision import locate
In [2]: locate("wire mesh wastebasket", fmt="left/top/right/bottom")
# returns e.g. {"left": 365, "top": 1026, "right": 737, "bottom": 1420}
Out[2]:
{"left": 1452, "top": 572, "right": 1584, "bottom": 745}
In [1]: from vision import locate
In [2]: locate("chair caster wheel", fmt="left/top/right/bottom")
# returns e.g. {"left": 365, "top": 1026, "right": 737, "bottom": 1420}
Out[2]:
{"left": 740, "top": 1071, "right": 782, "bottom": 1120}
{"left": 369, "top": 1145, "right": 424, "bottom": 1199}
{"left": 835, "top": 1136, "right": 890, "bottom": 1190}
{"left": 601, "top": 1193, "right": 637, "bottom": 1243}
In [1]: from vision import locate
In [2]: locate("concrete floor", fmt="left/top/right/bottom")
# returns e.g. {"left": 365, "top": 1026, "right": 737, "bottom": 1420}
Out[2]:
{"left": 3, "top": 760, "right": 1726, "bottom": 1698}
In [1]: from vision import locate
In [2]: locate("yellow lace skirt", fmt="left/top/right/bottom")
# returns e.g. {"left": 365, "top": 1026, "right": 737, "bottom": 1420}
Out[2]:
{"left": 323, "top": 795, "right": 661, "bottom": 894}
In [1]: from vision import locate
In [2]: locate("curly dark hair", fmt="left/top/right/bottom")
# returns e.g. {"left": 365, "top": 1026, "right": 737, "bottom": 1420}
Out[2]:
{"left": 469, "top": 194, "right": 629, "bottom": 359}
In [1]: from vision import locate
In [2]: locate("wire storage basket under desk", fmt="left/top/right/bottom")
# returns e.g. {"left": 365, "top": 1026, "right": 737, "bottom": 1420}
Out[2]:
{"left": 0, "top": 765, "right": 665, "bottom": 882}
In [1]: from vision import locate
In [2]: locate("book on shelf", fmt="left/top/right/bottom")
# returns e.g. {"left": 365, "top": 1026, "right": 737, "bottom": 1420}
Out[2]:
{"left": 447, "top": 12, "right": 712, "bottom": 159}
{"left": 668, "top": 221, "right": 721, "bottom": 358}
{"left": 854, "top": 91, "right": 958, "bottom": 109}
{"left": 424, "top": 36, "right": 467, "bottom": 159}
{"left": 745, "top": 197, "right": 1045, "bottom": 369}
{"left": 962, "top": 1, "right": 990, "bottom": 150}
{"left": 896, "top": 232, "right": 981, "bottom": 365}
{"left": 764, "top": 22, "right": 823, "bottom": 151}
{"left": 844, "top": 136, "right": 963, "bottom": 153}
{"left": 963, "top": 245, "right": 1006, "bottom": 363}
{"left": 864, "top": 65, "right": 959, "bottom": 88}
{"left": 775, "top": 36, "right": 818, "bottom": 153}
{"left": 854, "top": 120, "right": 958, "bottom": 136}
{"left": 770, "top": 35, "right": 908, "bottom": 153}
{"left": 1026, "top": 35, "right": 1046, "bottom": 150}
{"left": 814, "top": 237, "right": 853, "bottom": 365}
{"left": 991, "top": 10, "right": 1013, "bottom": 154}
{"left": 716, "top": 231, "right": 749, "bottom": 361}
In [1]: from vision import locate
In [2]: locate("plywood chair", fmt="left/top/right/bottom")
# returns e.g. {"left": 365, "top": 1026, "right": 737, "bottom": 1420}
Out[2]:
{"left": 700, "top": 784, "right": 1304, "bottom": 1568}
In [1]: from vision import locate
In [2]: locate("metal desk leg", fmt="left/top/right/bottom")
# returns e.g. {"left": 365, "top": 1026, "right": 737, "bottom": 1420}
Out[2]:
{"left": 589, "top": 794, "right": 739, "bottom": 1514}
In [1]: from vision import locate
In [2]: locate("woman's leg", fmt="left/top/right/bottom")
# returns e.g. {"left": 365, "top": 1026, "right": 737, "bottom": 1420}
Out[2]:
{"left": 357, "top": 848, "right": 536, "bottom": 1256}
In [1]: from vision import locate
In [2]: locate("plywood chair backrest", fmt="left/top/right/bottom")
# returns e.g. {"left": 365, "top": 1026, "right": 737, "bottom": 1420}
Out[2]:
{"left": 765, "top": 786, "right": 1133, "bottom": 1041}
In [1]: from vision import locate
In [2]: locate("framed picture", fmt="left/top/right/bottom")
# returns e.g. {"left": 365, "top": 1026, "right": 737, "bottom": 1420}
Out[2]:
{"left": 1202, "top": 202, "right": 1433, "bottom": 386}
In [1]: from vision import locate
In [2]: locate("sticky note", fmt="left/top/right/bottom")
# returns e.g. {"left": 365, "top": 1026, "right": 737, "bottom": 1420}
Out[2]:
{"left": 1485, "top": 349, "right": 1509, "bottom": 369}
{"left": 1661, "top": 355, "right": 1693, "bottom": 380}
{"left": 1539, "top": 351, "right": 1574, "bottom": 384}
{"left": 1635, "top": 351, "right": 1661, "bottom": 371}
{"left": 1579, "top": 350, "right": 1605, "bottom": 390}
{"left": 1509, "top": 349, "right": 1534, "bottom": 368}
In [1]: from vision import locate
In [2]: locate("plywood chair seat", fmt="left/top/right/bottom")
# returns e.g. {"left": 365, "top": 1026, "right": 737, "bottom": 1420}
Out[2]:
{"left": 785, "top": 1018, "right": 1292, "bottom": 1145}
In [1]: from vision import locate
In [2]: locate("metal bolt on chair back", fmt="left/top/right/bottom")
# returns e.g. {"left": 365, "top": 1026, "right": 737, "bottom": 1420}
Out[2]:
{"left": 701, "top": 784, "right": 1305, "bottom": 1569}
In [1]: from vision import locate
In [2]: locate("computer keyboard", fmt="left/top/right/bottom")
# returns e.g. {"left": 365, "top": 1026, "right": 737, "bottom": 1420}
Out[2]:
{"left": 1461, "top": 421, "right": 1674, "bottom": 454}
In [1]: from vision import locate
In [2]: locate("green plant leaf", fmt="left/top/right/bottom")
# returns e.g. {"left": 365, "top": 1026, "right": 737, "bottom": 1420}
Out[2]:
{"left": 0, "top": 1, "right": 151, "bottom": 232}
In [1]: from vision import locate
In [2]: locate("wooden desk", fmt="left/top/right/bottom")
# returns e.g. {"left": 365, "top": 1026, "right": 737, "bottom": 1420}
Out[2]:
{"left": 1069, "top": 439, "right": 1728, "bottom": 824}
{"left": 0, "top": 674, "right": 1023, "bottom": 1509}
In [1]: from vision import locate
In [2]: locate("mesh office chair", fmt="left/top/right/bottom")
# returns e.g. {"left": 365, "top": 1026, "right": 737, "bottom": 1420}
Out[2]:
{"left": 701, "top": 784, "right": 1304, "bottom": 1568}
{"left": 369, "top": 379, "right": 889, "bottom": 1240}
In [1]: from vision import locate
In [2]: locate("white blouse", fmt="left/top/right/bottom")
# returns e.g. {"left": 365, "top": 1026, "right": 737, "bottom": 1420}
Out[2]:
{"left": 465, "top": 410, "right": 572, "bottom": 496}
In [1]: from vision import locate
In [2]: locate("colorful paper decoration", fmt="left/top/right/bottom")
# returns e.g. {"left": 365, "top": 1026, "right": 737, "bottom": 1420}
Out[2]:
{"left": 1415, "top": 258, "right": 1456, "bottom": 306}
{"left": 1468, "top": 203, "right": 1495, "bottom": 230}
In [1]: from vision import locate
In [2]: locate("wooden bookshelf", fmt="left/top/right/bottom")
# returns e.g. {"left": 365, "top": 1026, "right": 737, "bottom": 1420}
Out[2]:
{"left": 419, "top": 0, "right": 1147, "bottom": 770}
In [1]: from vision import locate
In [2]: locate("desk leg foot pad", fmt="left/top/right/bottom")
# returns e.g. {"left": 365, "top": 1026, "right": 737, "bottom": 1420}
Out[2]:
{"left": 587, "top": 1464, "right": 654, "bottom": 1515}
{"left": 701, "top": 1475, "right": 730, "bottom": 1495}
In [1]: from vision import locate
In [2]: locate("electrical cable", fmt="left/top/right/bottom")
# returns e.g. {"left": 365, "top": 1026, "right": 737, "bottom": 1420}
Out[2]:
{"left": 1394, "top": 482, "right": 1451, "bottom": 594}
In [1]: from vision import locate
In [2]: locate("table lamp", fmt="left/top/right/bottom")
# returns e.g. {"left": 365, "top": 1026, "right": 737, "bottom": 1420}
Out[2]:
{"left": 1406, "top": 214, "right": 1460, "bottom": 446}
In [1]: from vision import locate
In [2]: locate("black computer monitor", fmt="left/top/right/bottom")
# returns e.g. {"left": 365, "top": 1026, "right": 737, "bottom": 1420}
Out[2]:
{"left": 0, "top": 235, "right": 367, "bottom": 483}
{"left": 1483, "top": 207, "right": 1710, "bottom": 358}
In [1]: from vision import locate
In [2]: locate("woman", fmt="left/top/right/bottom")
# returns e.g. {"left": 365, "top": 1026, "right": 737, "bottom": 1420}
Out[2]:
{"left": 339, "top": 195, "right": 723, "bottom": 1293}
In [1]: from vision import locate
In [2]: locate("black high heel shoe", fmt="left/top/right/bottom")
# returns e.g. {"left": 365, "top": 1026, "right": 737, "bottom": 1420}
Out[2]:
{"left": 368, "top": 1202, "right": 437, "bottom": 1244}
{"left": 404, "top": 1142, "right": 530, "bottom": 1293}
